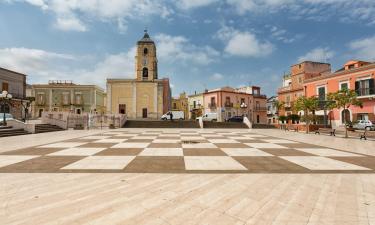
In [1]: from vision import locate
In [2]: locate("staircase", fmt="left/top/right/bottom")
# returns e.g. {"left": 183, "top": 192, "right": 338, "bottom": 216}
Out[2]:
{"left": 252, "top": 124, "right": 276, "bottom": 129}
{"left": 124, "top": 120, "right": 200, "bottom": 128}
{"left": 203, "top": 121, "right": 248, "bottom": 129}
{"left": 35, "top": 124, "right": 65, "bottom": 133}
{"left": 0, "top": 128, "right": 30, "bottom": 137}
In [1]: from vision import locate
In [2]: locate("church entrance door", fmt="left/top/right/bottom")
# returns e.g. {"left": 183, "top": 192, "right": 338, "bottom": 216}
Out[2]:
{"left": 142, "top": 108, "right": 147, "bottom": 118}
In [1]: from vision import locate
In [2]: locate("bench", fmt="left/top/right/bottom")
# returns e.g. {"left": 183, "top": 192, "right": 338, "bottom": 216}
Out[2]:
{"left": 359, "top": 129, "right": 375, "bottom": 140}
{"left": 286, "top": 125, "right": 298, "bottom": 132}
{"left": 315, "top": 128, "right": 336, "bottom": 136}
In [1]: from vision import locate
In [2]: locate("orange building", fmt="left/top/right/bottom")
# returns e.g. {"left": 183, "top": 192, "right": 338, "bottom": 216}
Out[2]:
{"left": 304, "top": 60, "right": 375, "bottom": 127}
{"left": 277, "top": 61, "right": 331, "bottom": 116}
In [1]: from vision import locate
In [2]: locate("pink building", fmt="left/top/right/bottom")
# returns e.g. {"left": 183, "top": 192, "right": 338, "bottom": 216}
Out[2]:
{"left": 304, "top": 60, "right": 375, "bottom": 127}
{"left": 203, "top": 86, "right": 267, "bottom": 123}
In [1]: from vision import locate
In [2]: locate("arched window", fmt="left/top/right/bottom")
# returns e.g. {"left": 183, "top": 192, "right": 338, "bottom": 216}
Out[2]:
{"left": 143, "top": 48, "right": 148, "bottom": 55}
{"left": 341, "top": 109, "right": 351, "bottom": 124}
{"left": 142, "top": 67, "right": 148, "bottom": 79}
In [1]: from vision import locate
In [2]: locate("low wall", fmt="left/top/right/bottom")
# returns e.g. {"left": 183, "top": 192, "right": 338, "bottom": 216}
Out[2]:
{"left": 275, "top": 123, "right": 329, "bottom": 132}
{"left": 7, "top": 120, "right": 35, "bottom": 133}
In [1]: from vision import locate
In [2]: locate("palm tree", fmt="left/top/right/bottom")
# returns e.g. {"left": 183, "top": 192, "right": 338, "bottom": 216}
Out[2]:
{"left": 294, "top": 96, "right": 319, "bottom": 133}
{"left": 273, "top": 100, "right": 285, "bottom": 115}
{"left": 327, "top": 89, "right": 362, "bottom": 138}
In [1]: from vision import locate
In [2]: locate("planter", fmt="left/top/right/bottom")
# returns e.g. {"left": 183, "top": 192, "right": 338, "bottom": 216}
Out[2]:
{"left": 74, "top": 124, "right": 84, "bottom": 130}
{"left": 109, "top": 124, "right": 115, "bottom": 129}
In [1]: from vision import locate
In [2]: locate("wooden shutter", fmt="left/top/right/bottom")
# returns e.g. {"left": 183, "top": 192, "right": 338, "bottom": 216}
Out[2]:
{"left": 355, "top": 81, "right": 360, "bottom": 95}
{"left": 369, "top": 79, "right": 375, "bottom": 95}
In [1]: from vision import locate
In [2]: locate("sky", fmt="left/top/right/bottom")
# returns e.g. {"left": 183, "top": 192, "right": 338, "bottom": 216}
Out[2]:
{"left": 1, "top": 0, "right": 375, "bottom": 98}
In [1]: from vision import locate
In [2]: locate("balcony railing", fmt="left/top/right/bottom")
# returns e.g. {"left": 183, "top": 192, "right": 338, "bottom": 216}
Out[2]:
{"left": 208, "top": 103, "right": 216, "bottom": 108}
{"left": 356, "top": 88, "right": 375, "bottom": 97}
{"left": 252, "top": 94, "right": 267, "bottom": 98}
{"left": 254, "top": 106, "right": 267, "bottom": 111}
{"left": 224, "top": 102, "right": 233, "bottom": 107}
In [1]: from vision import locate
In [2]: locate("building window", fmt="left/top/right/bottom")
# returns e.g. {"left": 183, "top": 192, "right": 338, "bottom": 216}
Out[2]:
{"left": 257, "top": 115, "right": 260, "bottom": 123}
{"left": 142, "top": 67, "right": 148, "bottom": 79}
{"left": 193, "top": 101, "right": 196, "bottom": 108}
{"left": 119, "top": 104, "right": 126, "bottom": 114}
{"left": 62, "top": 93, "right": 70, "bottom": 105}
{"left": 173, "top": 102, "right": 177, "bottom": 109}
{"left": 339, "top": 82, "right": 349, "bottom": 90}
{"left": 210, "top": 97, "right": 216, "bottom": 107}
{"left": 2, "top": 82, "right": 9, "bottom": 92}
{"left": 355, "top": 79, "right": 374, "bottom": 96}
{"left": 37, "top": 93, "right": 45, "bottom": 105}
{"left": 358, "top": 113, "right": 368, "bottom": 121}
{"left": 75, "top": 93, "right": 82, "bottom": 105}
{"left": 317, "top": 86, "right": 326, "bottom": 100}
{"left": 143, "top": 48, "right": 148, "bottom": 55}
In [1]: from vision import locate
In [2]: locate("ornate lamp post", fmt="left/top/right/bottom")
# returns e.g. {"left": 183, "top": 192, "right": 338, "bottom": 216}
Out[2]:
{"left": 0, "top": 91, "right": 13, "bottom": 126}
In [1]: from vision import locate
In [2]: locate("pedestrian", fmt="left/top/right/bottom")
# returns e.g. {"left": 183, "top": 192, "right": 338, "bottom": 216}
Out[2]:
{"left": 170, "top": 112, "right": 174, "bottom": 122}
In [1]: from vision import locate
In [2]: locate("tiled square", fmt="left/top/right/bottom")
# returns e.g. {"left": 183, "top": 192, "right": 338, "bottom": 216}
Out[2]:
{"left": 115, "top": 134, "right": 138, "bottom": 137}
{"left": 62, "top": 156, "right": 136, "bottom": 170}
{"left": 78, "top": 143, "right": 116, "bottom": 148}
{"left": 0, "top": 148, "right": 64, "bottom": 156}
{"left": 243, "top": 134, "right": 267, "bottom": 138}
{"left": 152, "top": 139, "right": 181, "bottom": 143}
{"left": 201, "top": 134, "right": 223, "bottom": 138}
{"left": 183, "top": 148, "right": 227, "bottom": 156}
{"left": 221, "top": 148, "right": 272, "bottom": 156}
{"left": 214, "top": 143, "right": 250, "bottom": 148}
{"left": 184, "top": 156, "right": 247, "bottom": 170}
{"left": 280, "top": 156, "right": 371, "bottom": 170}
{"left": 139, "top": 148, "right": 183, "bottom": 156}
{"left": 131, "top": 136, "right": 157, "bottom": 140}
{"left": 0, "top": 156, "right": 84, "bottom": 172}
{"left": 228, "top": 136, "right": 254, "bottom": 140}
{"left": 148, "top": 143, "right": 182, "bottom": 148}
{"left": 329, "top": 157, "right": 375, "bottom": 170}
{"left": 234, "top": 156, "right": 309, "bottom": 172}
{"left": 93, "top": 139, "right": 127, "bottom": 143}
{"left": 263, "top": 139, "right": 298, "bottom": 144}
{"left": 48, "top": 147, "right": 106, "bottom": 156}
{"left": 125, "top": 139, "right": 153, "bottom": 143}
{"left": 245, "top": 143, "right": 287, "bottom": 149}
{"left": 180, "top": 136, "right": 206, "bottom": 140}
{"left": 95, "top": 148, "right": 143, "bottom": 156}
{"left": 182, "top": 143, "right": 217, "bottom": 149}
{"left": 111, "top": 143, "right": 150, "bottom": 148}
{"left": 0, "top": 155, "right": 39, "bottom": 168}
{"left": 39, "top": 142, "right": 86, "bottom": 148}
{"left": 294, "top": 148, "right": 362, "bottom": 157}
{"left": 261, "top": 149, "right": 316, "bottom": 156}
{"left": 207, "top": 139, "right": 239, "bottom": 143}
{"left": 124, "top": 156, "right": 185, "bottom": 172}
{"left": 79, "top": 135, "right": 111, "bottom": 140}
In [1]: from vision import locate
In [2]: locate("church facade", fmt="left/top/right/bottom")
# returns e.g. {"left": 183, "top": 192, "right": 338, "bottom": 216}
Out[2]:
{"left": 106, "top": 31, "right": 171, "bottom": 119}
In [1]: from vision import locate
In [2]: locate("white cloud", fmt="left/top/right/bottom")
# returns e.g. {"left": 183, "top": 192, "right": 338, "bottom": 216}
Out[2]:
{"left": 4, "top": 0, "right": 173, "bottom": 32}
{"left": 298, "top": 47, "right": 334, "bottom": 63}
{"left": 175, "top": 0, "right": 218, "bottom": 10}
{"left": 349, "top": 35, "right": 375, "bottom": 61}
{"left": 217, "top": 26, "right": 274, "bottom": 57}
{"left": 155, "top": 33, "right": 220, "bottom": 65}
{"left": 226, "top": 0, "right": 375, "bottom": 25}
{"left": 55, "top": 16, "right": 87, "bottom": 32}
{"left": 210, "top": 73, "right": 224, "bottom": 81}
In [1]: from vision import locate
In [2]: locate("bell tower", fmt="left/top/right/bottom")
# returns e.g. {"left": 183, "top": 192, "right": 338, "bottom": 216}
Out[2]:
{"left": 136, "top": 29, "right": 158, "bottom": 81}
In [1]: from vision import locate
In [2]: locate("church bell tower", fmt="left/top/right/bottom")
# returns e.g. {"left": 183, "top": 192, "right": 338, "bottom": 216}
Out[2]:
{"left": 136, "top": 30, "right": 158, "bottom": 81}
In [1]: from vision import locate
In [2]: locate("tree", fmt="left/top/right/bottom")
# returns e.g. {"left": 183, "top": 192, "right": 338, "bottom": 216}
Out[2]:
{"left": 273, "top": 100, "right": 284, "bottom": 115}
{"left": 20, "top": 97, "right": 35, "bottom": 122}
{"left": 327, "top": 89, "right": 362, "bottom": 138}
{"left": 294, "top": 96, "right": 319, "bottom": 133}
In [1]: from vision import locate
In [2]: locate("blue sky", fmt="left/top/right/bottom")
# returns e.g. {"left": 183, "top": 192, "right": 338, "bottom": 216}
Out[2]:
{"left": 1, "top": 0, "right": 375, "bottom": 97}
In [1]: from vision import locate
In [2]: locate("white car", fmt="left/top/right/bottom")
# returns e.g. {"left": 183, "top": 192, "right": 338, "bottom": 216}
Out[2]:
{"left": 197, "top": 112, "right": 217, "bottom": 122}
{"left": 0, "top": 113, "right": 14, "bottom": 124}
{"left": 161, "top": 111, "right": 184, "bottom": 120}
{"left": 353, "top": 120, "right": 374, "bottom": 130}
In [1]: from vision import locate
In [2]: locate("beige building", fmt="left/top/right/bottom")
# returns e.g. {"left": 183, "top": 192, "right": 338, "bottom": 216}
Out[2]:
{"left": 106, "top": 31, "right": 171, "bottom": 119}
{"left": 188, "top": 92, "right": 204, "bottom": 120}
{"left": 28, "top": 81, "right": 106, "bottom": 118}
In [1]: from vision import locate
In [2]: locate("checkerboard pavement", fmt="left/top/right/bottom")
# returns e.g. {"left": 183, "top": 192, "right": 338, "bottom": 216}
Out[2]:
{"left": 1, "top": 129, "right": 375, "bottom": 173}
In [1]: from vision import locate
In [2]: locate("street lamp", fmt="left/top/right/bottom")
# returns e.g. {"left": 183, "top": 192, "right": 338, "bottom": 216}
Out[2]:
{"left": 0, "top": 91, "right": 12, "bottom": 126}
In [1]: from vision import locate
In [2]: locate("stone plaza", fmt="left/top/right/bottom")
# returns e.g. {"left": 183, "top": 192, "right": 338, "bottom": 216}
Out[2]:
{"left": 0, "top": 128, "right": 374, "bottom": 224}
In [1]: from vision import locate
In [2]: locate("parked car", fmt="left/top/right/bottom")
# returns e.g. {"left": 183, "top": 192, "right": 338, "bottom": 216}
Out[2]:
{"left": 161, "top": 111, "right": 184, "bottom": 120}
{"left": 196, "top": 112, "right": 217, "bottom": 122}
{"left": 226, "top": 116, "right": 243, "bottom": 122}
{"left": 0, "top": 113, "right": 14, "bottom": 125}
{"left": 353, "top": 120, "right": 374, "bottom": 130}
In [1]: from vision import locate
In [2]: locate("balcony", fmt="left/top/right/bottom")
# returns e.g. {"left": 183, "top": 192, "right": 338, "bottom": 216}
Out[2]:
{"left": 189, "top": 104, "right": 202, "bottom": 110}
{"left": 277, "top": 86, "right": 291, "bottom": 93}
{"left": 254, "top": 106, "right": 267, "bottom": 111}
{"left": 224, "top": 102, "right": 233, "bottom": 108}
{"left": 208, "top": 103, "right": 216, "bottom": 108}
{"left": 252, "top": 94, "right": 267, "bottom": 99}
{"left": 356, "top": 88, "right": 375, "bottom": 98}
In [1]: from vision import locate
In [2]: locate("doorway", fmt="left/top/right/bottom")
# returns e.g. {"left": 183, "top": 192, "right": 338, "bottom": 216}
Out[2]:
{"left": 76, "top": 108, "right": 82, "bottom": 115}
{"left": 119, "top": 104, "right": 126, "bottom": 114}
{"left": 38, "top": 109, "right": 44, "bottom": 117}
{"left": 142, "top": 108, "right": 147, "bottom": 118}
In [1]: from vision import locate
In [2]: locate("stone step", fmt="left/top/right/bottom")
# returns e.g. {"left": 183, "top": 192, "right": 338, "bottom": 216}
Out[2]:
{"left": 35, "top": 124, "right": 64, "bottom": 133}
{"left": 203, "top": 121, "right": 248, "bottom": 129}
{"left": 124, "top": 120, "right": 200, "bottom": 128}
{"left": 0, "top": 128, "right": 30, "bottom": 137}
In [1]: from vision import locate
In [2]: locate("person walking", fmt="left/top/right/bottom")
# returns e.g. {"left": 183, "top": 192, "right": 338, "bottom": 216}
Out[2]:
{"left": 170, "top": 112, "right": 174, "bottom": 122}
